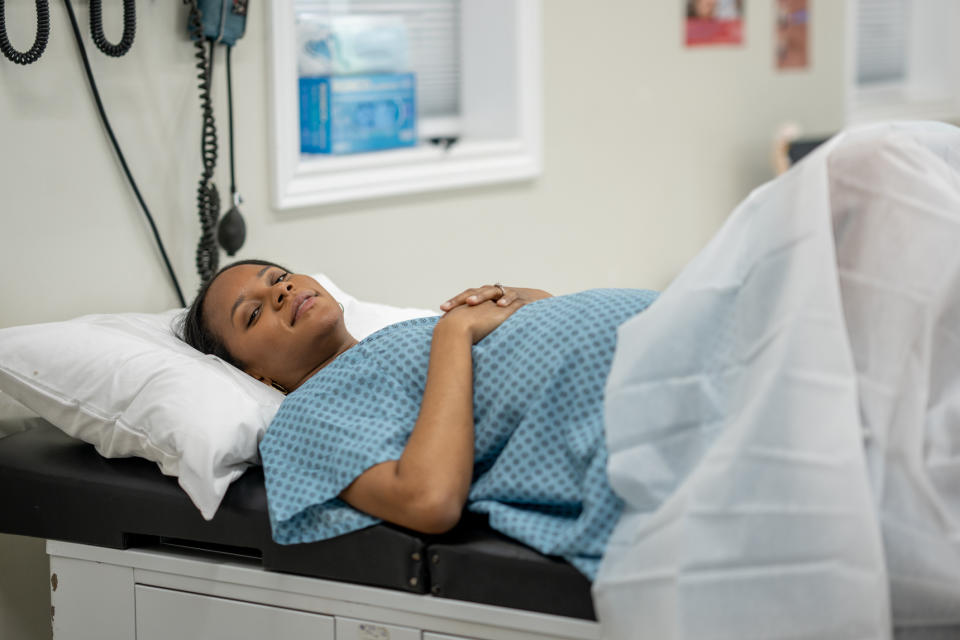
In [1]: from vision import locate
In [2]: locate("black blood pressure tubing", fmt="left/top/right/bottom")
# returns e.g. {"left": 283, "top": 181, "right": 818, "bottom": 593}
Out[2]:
{"left": 0, "top": 0, "right": 49, "bottom": 65}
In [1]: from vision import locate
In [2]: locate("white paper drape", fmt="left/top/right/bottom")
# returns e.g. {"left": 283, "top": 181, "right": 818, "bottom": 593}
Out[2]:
{"left": 595, "top": 122, "right": 960, "bottom": 639}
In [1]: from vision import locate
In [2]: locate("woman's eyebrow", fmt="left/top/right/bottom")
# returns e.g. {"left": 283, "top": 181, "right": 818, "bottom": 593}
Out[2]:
{"left": 229, "top": 266, "right": 273, "bottom": 326}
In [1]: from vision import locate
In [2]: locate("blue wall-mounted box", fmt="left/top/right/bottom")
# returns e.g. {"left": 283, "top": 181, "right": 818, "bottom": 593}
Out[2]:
{"left": 299, "top": 73, "right": 417, "bottom": 154}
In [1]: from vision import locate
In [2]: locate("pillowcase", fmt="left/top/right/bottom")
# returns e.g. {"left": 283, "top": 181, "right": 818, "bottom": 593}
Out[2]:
{"left": 0, "top": 273, "right": 435, "bottom": 520}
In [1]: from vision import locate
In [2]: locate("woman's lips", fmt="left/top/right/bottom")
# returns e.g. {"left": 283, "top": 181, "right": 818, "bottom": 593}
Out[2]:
{"left": 292, "top": 293, "right": 316, "bottom": 325}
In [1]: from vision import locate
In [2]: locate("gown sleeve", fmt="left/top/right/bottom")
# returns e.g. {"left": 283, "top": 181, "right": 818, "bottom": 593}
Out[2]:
{"left": 260, "top": 350, "right": 421, "bottom": 544}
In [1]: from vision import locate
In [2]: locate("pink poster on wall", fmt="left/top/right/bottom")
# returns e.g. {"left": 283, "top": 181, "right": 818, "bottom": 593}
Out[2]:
{"left": 776, "top": 0, "right": 809, "bottom": 69}
{"left": 685, "top": 0, "right": 744, "bottom": 47}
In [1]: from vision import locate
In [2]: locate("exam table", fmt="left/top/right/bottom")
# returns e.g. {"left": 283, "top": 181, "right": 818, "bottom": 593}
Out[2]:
{"left": 7, "top": 422, "right": 958, "bottom": 640}
{"left": 0, "top": 420, "right": 598, "bottom": 640}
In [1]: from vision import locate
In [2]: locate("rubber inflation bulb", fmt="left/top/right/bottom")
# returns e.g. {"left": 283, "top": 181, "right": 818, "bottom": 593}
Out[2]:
{"left": 218, "top": 206, "right": 246, "bottom": 256}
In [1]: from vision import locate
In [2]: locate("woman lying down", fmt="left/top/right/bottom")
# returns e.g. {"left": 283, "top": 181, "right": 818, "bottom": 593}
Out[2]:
{"left": 182, "top": 122, "right": 960, "bottom": 637}
{"left": 182, "top": 266, "right": 657, "bottom": 578}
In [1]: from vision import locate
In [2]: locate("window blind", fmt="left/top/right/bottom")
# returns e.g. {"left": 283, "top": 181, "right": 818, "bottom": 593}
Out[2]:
{"left": 856, "top": 0, "right": 909, "bottom": 85}
{"left": 294, "top": 0, "right": 461, "bottom": 119}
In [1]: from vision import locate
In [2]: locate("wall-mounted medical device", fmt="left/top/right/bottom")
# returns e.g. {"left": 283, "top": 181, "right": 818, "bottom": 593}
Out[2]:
{"left": 186, "top": 0, "right": 250, "bottom": 283}
{"left": 0, "top": 0, "right": 252, "bottom": 304}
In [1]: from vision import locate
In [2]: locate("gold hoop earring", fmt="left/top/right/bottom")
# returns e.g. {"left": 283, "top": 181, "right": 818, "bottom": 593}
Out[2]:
{"left": 270, "top": 381, "right": 289, "bottom": 395}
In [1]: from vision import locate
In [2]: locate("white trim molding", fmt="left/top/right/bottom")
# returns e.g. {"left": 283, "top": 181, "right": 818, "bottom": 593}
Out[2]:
{"left": 267, "top": 1, "right": 542, "bottom": 210}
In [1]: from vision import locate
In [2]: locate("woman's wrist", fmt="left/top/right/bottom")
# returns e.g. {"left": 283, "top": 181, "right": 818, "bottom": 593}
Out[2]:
{"left": 435, "top": 312, "right": 475, "bottom": 344}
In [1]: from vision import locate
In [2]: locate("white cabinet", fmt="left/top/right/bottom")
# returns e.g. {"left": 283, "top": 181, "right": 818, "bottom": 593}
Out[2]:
{"left": 47, "top": 541, "right": 599, "bottom": 640}
{"left": 136, "top": 585, "right": 335, "bottom": 640}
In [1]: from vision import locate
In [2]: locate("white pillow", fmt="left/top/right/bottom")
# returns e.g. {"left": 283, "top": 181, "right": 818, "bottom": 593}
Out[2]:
{"left": 0, "top": 274, "right": 435, "bottom": 520}
{"left": 0, "top": 388, "right": 38, "bottom": 439}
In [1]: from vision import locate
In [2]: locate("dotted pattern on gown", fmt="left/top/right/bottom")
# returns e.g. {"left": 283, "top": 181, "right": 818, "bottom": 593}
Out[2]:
{"left": 260, "top": 288, "right": 658, "bottom": 579}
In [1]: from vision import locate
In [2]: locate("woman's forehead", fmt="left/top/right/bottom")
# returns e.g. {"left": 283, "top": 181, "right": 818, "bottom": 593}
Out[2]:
{"left": 210, "top": 264, "right": 263, "bottom": 297}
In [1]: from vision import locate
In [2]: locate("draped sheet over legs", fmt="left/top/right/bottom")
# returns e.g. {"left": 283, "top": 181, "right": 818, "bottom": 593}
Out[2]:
{"left": 595, "top": 122, "right": 960, "bottom": 639}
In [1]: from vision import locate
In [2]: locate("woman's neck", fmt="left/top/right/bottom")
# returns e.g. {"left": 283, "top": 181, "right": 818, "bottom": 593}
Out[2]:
{"left": 289, "top": 334, "right": 358, "bottom": 391}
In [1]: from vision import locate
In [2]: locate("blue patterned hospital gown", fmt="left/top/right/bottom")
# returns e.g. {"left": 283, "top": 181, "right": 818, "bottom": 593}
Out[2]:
{"left": 260, "top": 289, "right": 657, "bottom": 579}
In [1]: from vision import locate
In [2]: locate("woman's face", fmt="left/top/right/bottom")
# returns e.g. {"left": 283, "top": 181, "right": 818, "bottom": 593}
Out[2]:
{"left": 204, "top": 263, "right": 348, "bottom": 390}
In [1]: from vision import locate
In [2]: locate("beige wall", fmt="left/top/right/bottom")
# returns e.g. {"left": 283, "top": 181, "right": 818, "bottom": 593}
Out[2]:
{"left": 0, "top": 1, "right": 846, "bottom": 638}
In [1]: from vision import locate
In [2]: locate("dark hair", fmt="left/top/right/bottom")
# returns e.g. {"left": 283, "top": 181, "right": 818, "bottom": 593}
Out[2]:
{"left": 178, "top": 259, "right": 291, "bottom": 369}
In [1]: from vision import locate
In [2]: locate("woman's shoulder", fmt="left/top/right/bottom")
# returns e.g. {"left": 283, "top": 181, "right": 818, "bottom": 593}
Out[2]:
{"left": 308, "top": 315, "right": 438, "bottom": 380}
{"left": 358, "top": 315, "right": 440, "bottom": 347}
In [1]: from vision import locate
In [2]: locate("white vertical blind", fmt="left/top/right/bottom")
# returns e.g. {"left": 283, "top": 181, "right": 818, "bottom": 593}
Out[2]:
{"left": 856, "top": 0, "right": 909, "bottom": 85}
{"left": 294, "top": 0, "right": 461, "bottom": 119}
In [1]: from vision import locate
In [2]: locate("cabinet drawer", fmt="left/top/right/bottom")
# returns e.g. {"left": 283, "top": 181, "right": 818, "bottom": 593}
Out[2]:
{"left": 336, "top": 615, "right": 420, "bottom": 640}
{"left": 135, "top": 584, "right": 335, "bottom": 640}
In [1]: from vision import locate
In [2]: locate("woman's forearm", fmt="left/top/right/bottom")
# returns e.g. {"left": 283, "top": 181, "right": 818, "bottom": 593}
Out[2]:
{"left": 395, "top": 320, "right": 476, "bottom": 526}
{"left": 340, "top": 319, "right": 476, "bottom": 533}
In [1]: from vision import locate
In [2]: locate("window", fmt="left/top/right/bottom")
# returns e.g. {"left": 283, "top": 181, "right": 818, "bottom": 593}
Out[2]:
{"left": 267, "top": 0, "right": 542, "bottom": 209}
{"left": 846, "top": 0, "right": 960, "bottom": 124}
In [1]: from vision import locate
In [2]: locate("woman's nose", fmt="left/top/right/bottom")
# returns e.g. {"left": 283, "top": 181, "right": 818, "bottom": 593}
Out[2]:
{"left": 273, "top": 281, "right": 293, "bottom": 306}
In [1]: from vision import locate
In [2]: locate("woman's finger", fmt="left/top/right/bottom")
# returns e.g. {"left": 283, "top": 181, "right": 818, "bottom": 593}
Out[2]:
{"left": 497, "top": 291, "right": 516, "bottom": 306}
{"left": 454, "top": 285, "right": 504, "bottom": 307}
{"left": 441, "top": 287, "right": 488, "bottom": 311}
{"left": 467, "top": 284, "right": 506, "bottom": 304}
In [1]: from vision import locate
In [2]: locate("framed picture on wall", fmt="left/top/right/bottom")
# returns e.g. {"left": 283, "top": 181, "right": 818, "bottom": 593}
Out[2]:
{"left": 776, "top": 0, "right": 808, "bottom": 69}
{"left": 685, "top": 0, "right": 744, "bottom": 47}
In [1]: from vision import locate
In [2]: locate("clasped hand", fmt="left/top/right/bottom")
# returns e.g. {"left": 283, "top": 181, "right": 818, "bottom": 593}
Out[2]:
{"left": 438, "top": 285, "right": 552, "bottom": 344}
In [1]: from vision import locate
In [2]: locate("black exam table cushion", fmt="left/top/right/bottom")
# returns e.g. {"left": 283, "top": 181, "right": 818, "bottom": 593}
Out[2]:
{"left": 0, "top": 424, "right": 596, "bottom": 619}
{"left": 428, "top": 520, "right": 596, "bottom": 620}
{"left": 0, "top": 424, "right": 427, "bottom": 593}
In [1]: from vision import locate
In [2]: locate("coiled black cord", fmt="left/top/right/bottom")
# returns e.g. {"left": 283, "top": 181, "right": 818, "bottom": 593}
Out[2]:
{"left": 0, "top": 0, "right": 49, "bottom": 65}
{"left": 186, "top": 0, "right": 221, "bottom": 283}
{"left": 89, "top": 0, "right": 135, "bottom": 57}
{"left": 62, "top": 0, "right": 186, "bottom": 307}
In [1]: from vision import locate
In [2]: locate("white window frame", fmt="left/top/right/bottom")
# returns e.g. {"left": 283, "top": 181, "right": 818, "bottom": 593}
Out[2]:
{"left": 266, "top": 0, "right": 542, "bottom": 210}
{"left": 845, "top": 0, "right": 960, "bottom": 125}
